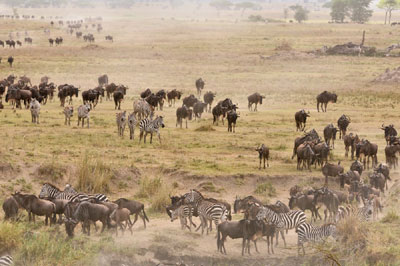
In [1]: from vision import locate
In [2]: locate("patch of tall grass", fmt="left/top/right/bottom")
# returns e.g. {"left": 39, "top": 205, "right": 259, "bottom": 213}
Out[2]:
{"left": 76, "top": 154, "right": 112, "bottom": 194}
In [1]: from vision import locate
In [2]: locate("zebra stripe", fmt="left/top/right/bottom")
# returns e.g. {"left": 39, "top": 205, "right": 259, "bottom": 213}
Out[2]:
{"left": 182, "top": 189, "right": 204, "bottom": 207}
{"left": 297, "top": 223, "right": 337, "bottom": 255}
{"left": 39, "top": 183, "right": 108, "bottom": 203}
{"left": 139, "top": 116, "right": 165, "bottom": 143}
{"left": 0, "top": 255, "right": 13, "bottom": 266}
{"left": 335, "top": 200, "right": 373, "bottom": 222}
{"left": 197, "top": 200, "right": 227, "bottom": 235}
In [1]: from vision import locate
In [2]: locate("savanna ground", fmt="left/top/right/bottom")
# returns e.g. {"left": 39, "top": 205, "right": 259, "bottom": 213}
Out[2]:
{"left": 0, "top": 4, "right": 400, "bottom": 265}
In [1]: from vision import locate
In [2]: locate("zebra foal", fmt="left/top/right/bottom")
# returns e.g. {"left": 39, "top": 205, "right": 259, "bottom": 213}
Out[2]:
{"left": 297, "top": 223, "right": 337, "bottom": 255}
{"left": 170, "top": 205, "right": 197, "bottom": 231}
{"left": 139, "top": 116, "right": 165, "bottom": 144}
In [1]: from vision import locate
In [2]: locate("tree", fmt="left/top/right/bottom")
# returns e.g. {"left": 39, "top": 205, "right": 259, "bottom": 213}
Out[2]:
{"left": 377, "top": 0, "right": 400, "bottom": 24}
{"left": 330, "top": 0, "right": 349, "bottom": 22}
{"left": 348, "top": 0, "right": 373, "bottom": 23}
{"left": 290, "top": 5, "right": 309, "bottom": 23}
{"left": 210, "top": 0, "right": 233, "bottom": 15}
{"left": 235, "top": 2, "right": 256, "bottom": 17}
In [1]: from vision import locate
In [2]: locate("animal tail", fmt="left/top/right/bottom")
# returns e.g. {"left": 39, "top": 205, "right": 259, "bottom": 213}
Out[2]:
{"left": 217, "top": 225, "right": 221, "bottom": 251}
{"left": 142, "top": 206, "right": 149, "bottom": 222}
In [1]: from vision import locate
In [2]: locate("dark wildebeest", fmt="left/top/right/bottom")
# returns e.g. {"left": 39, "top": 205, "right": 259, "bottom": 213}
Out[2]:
{"left": 316, "top": 91, "right": 337, "bottom": 112}
{"left": 182, "top": 94, "right": 199, "bottom": 108}
{"left": 291, "top": 129, "right": 319, "bottom": 159}
{"left": 82, "top": 89, "right": 100, "bottom": 109}
{"left": 203, "top": 91, "right": 216, "bottom": 112}
{"left": 323, "top": 124, "right": 338, "bottom": 148}
{"left": 12, "top": 192, "right": 55, "bottom": 226}
{"left": 212, "top": 103, "right": 228, "bottom": 126}
{"left": 167, "top": 89, "right": 182, "bottom": 107}
{"left": 105, "top": 83, "right": 118, "bottom": 100}
{"left": 156, "top": 89, "right": 166, "bottom": 110}
{"left": 381, "top": 124, "right": 397, "bottom": 145}
{"left": 140, "top": 88, "right": 152, "bottom": 99}
{"left": 385, "top": 144, "right": 400, "bottom": 169}
{"left": 195, "top": 78, "right": 205, "bottom": 96}
{"left": 350, "top": 160, "right": 363, "bottom": 175}
{"left": 145, "top": 93, "right": 163, "bottom": 110}
{"left": 356, "top": 139, "right": 378, "bottom": 169}
{"left": 3, "top": 196, "right": 19, "bottom": 220}
{"left": 312, "top": 188, "right": 339, "bottom": 222}
{"left": 288, "top": 194, "right": 321, "bottom": 222}
{"left": 6, "top": 40, "right": 15, "bottom": 48}
{"left": 7, "top": 56, "right": 13, "bottom": 67}
{"left": 113, "top": 85, "right": 127, "bottom": 110}
{"left": 6, "top": 88, "right": 32, "bottom": 109}
{"left": 105, "top": 35, "right": 113, "bottom": 42}
{"left": 176, "top": 105, "right": 193, "bottom": 129}
{"left": 337, "top": 114, "right": 350, "bottom": 139}
{"left": 343, "top": 133, "right": 359, "bottom": 160}
{"left": 110, "top": 208, "right": 133, "bottom": 236}
{"left": 227, "top": 110, "right": 239, "bottom": 133}
{"left": 297, "top": 143, "right": 315, "bottom": 171}
{"left": 321, "top": 162, "right": 344, "bottom": 184}
{"left": 312, "top": 141, "right": 329, "bottom": 168}
{"left": 247, "top": 92, "right": 265, "bottom": 112}
{"left": 114, "top": 198, "right": 149, "bottom": 229}
{"left": 375, "top": 163, "right": 391, "bottom": 189}
{"left": 98, "top": 74, "right": 108, "bottom": 87}
{"left": 339, "top": 170, "right": 360, "bottom": 188}
{"left": 49, "top": 38, "right": 54, "bottom": 46}
{"left": 193, "top": 101, "right": 207, "bottom": 120}
{"left": 369, "top": 172, "right": 386, "bottom": 193}
{"left": 73, "top": 201, "right": 110, "bottom": 235}
{"left": 295, "top": 109, "right": 310, "bottom": 131}
{"left": 256, "top": 144, "right": 270, "bottom": 169}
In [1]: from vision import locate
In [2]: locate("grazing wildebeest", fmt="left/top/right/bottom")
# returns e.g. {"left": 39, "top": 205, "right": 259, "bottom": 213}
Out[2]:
{"left": 7, "top": 56, "right": 13, "bottom": 67}
{"left": 337, "top": 114, "right": 350, "bottom": 139}
{"left": 140, "top": 88, "right": 152, "bottom": 99}
{"left": 295, "top": 110, "right": 310, "bottom": 131}
{"left": 167, "top": 89, "right": 182, "bottom": 107}
{"left": 381, "top": 124, "right": 397, "bottom": 145}
{"left": 98, "top": 74, "right": 108, "bottom": 87}
{"left": 193, "top": 101, "right": 207, "bottom": 120}
{"left": 105, "top": 83, "right": 118, "bottom": 100}
{"left": 322, "top": 162, "right": 344, "bottom": 184}
{"left": 3, "top": 196, "right": 19, "bottom": 220}
{"left": 12, "top": 192, "right": 56, "bottom": 226}
{"left": 113, "top": 198, "right": 149, "bottom": 228}
{"left": 77, "top": 104, "right": 91, "bottom": 128}
{"left": 6, "top": 88, "right": 32, "bottom": 109}
{"left": 316, "top": 91, "right": 337, "bottom": 112}
{"left": 203, "top": 91, "right": 216, "bottom": 112}
{"left": 227, "top": 110, "right": 239, "bottom": 133}
{"left": 73, "top": 201, "right": 110, "bottom": 235}
{"left": 176, "top": 105, "right": 193, "bottom": 129}
{"left": 127, "top": 112, "right": 137, "bottom": 140}
{"left": 343, "top": 133, "right": 359, "bottom": 159}
{"left": 116, "top": 111, "right": 127, "bottom": 137}
{"left": 296, "top": 143, "right": 315, "bottom": 171}
{"left": 113, "top": 85, "right": 127, "bottom": 110}
{"left": 63, "top": 106, "right": 73, "bottom": 125}
{"left": 195, "top": 78, "right": 205, "bottom": 96}
{"left": 356, "top": 139, "right": 378, "bottom": 169}
{"left": 289, "top": 193, "right": 321, "bottom": 222}
{"left": 256, "top": 144, "right": 270, "bottom": 169}
{"left": 247, "top": 92, "right": 265, "bottom": 112}
{"left": 110, "top": 208, "right": 133, "bottom": 236}
{"left": 339, "top": 170, "right": 360, "bottom": 188}
{"left": 323, "top": 124, "right": 338, "bottom": 148}
{"left": 182, "top": 94, "right": 199, "bottom": 108}
{"left": 29, "top": 98, "right": 40, "bottom": 124}
{"left": 385, "top": 144, "right": 400, "bottom": 169}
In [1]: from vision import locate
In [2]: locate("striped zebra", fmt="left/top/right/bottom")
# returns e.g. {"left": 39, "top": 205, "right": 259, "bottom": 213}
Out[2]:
{"left": 63, "top": 183, "right": 109, "bottom": 202}
{"left": 197, "top": 200, "right": 228, "bottom": 235}
{"left": 128, "top": 112, "right": 137, "bottom": 140}
{"left": 256, "top": 206, "right": 306, "bottom": 247}
{"left": 0, "top": 255, "right": 13, "bottom": 266}
{"left": 297, "top": 223, "right": 337, "bottom": 255}
{"left": 39, "top": 183, "right": 108, "bottom": 202}
{"left": 139, "top": 116, "right": 165, "bottom": 144}
{"left": 116, "top": 111, "right": 127, "bottom": 137}
{"left": 133, "top": 98, "right": 153, "bottom": 121}
{"left": 335, "top": 200, "right": 374, "bottom": 223}
{"left": 170, "top": 204, "right": 197, "bottom": 231}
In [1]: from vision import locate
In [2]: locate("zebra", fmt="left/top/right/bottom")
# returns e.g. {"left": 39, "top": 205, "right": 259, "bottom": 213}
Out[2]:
{"left": 170, "top": 204, "right": 197, "bottom": 231}
{"left": 133, "top": 98, "right": 153, "bottom": 121}
{"left": 128, "top": 112, "right": 137, "bottom": 140}
{"left": 63, "top": 106, "right": 73, "bottom": 125}
{"left": 0, "top": 255, "right": 13, "bottom": 266}
{"left": 335, "top": 200, "right": 374, "bottom": 223}
{"left": 77, "top": 104, "right": 91, "bottom": 128}
{"left": 296, "top": 223, "right": 337, "bottom": 255}
{"left": 179, "top": 189, "right": 205, "bottom": 231}
{"left": 39, "top": 183, "right": 108, "bottom": 202}
{"left": 139, "top": 116, "right": 165, "bottom": 144}
{"left": 197, "top": 200, "right": 228, "bottom": 235}
{"left": 256, "top": 206, "right": 306, "bottom": 247}
{"left": 63, "top": 183, "right": 109, "bottom": 202}
{"left": 116, "top": 110, "right": 127, "bottom": 137}
{"left": 29, "top": 98, "right": 40, "bottom": 124}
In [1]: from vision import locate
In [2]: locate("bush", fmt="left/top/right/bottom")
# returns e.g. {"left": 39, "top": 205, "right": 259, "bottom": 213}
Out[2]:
{"left": 0, "top": 222, "right": 24, "bottom": 253}
{"left": 275, "top": 40, "right": 293, "bottom": 51}
{"left": 248, "top": 15, "right": 265, "bottom": 22}
{"left": 254, "top": 182, "right": 276, "bottom": 197}
{"left": 381, "top": 210, "right": 399, "bottom": 223}
{"left": 135, "top": 176, "right": 162, "bottom": 198}
{"left": 76, "top": 154, "right": 111, "bottom": 194}
{"left": 37, "top": 160, "right": 65, "bottom": 183}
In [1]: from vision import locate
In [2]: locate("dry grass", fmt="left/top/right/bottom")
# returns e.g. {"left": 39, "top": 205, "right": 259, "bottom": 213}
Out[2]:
{"left": 76, "top": 154, "right": 112, "bottom": 194}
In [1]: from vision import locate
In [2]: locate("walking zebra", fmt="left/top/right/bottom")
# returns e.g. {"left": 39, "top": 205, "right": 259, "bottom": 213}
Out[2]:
{"left": 179, "top": 189, "right": 205, "bottom": 231}
{"left": 139, "top": 116, "right": 165, "bottom": 144}
{"left": 133, "top": 98, "right": 153, "bottom": 121}
{"left": 256, "top": 206, "right": 306, "bottom": 247}
{"left": 128, "top": 112, "right": 137, "bottom": 140}
{"left": 197, "top": 200, "right": 228, "bottom": 235}
{"left": 170, "top": 204, "right": 197, "bottom": 231}
{"left": 297, "top": 223, "right": 337, "bottom": 255}
{"left": 335, "top": 200, "right": 374, "bottom": 223}
{"left": 116, "top": 110, "right": 127, "bottom": 137}
{"left": 0, "top": 255, "right": 13, "bottom": 266}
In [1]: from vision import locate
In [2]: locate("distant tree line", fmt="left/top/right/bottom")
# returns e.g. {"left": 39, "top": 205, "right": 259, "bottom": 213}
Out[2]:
{"left": 0, "top": 0, "right": 139, "bottom": 8}
{"left": 324, "top": 0, "right": 373, "bottom": 23}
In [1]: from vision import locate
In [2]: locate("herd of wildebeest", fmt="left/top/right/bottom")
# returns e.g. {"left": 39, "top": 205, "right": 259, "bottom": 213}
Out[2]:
{"left": 0, "top": 68, "right": 397, "bottom": 259}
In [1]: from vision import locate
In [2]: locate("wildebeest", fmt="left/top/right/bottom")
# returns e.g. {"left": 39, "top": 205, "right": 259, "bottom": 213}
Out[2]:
{"left": 337, "top": 115, "right": 350, "bottom": 139}
{"left": 12, "top": 192, "right": 56, "bottom": 226}
{"left": 113, "top": 85, "right": 127, "bottom": 110}
{"left": 381, "top": 124, "right": 397, "bottom": 145}
{"left": 296, "top": 143, "right": 315, "bottom": 171}
{"left": 195, "top": 78, "right": 205, "bottom": 96}
{"left": 105, "top": 35, "right": 113, "bottom": 42}
{"left": 212, "top": 103, "right": 228, "bottom": 126}
{"left": 16, "top": 40, "right": 22, "bottom": 47}
{"left": 369, "top": 172, "right": 386, "bottom": 193}
{"left": 105, "top": 83, "right": 118, "bottom": 100}
{"left": 316, "top": 91, "right": 337, "bottom": 112}
{"left": 98, "top": 74, "right": 108, "bottom": 87}
{"left": 29, "top": 98, "right": 40, "bottom": 124}
{"left": 289, "top": 193, "right": 321, "bottom": 222}
{"left": 385, "top": 144, "right": 400, "bottom": 169}
{"left": 227, "top": 110, "right": 239, "bottom": 133}
{"left": 322, "top": 162, "right": 344, "bottom": 184}
{"left": 375, "top": 163, "right": 391, "bottom": 189}
{"left": 339, "top": 170, "right": 360, "bottom": 188}
{"left": 63, "top": 106, "right": 73, "bottom": 125}
{"left": 113, "top": 198, "right": 149, "bottom": 229}
{"left": 356, "top": 139, "right": 378, "bottom": 169}
{"left": 350, "top": 160, "right": 363, "bottom": 175}
{"left": 6, "top": 88, "right": 32, "bottom": 109}
{"left": 203, "top": 91, "right": 216, "bottom": 112}
{"left": 82, "top": 89, "right": 100, "bottom": 109}
{"left": 3, "top": 196, "right": 19, "bottom": 220}
{"left": 323, "top": 124, "right": 338, "bottom": 148}
{"left": 247, "top": 92, "right": 265, "bottom": 112}
{"left": 116, "top": 111, "right": 127, "bottom": 137}
{"left": 255, "top": 144, "right": 270, "bottom": 169}
{"left": 7, "top": 56, "right": 13, "bottom": 67}
{"left": 77, "top": 104, "right": 91, "bottom": 128}
{"left": 176, "top": 105, "right": 193, "bottom": 129}
{"left": 140, "top": 88, "right": 152, "bottom": 99}
{"left": 145, "top": 93, "right": 163, "bottom": 110}
{"left": 24, "top": 37, "right": 32, "bottom": 44}
{"left": 292, "top": 129, "right": 319, "bottom": 159}
{"left": 6, "top": 40, "right": 15, "bottom": 48}
{"left": 343, "top": 133, "right": 359, "bottom": 160}
{"left": 167, "top": 89, "right": 182, "bottom": 107}
{"left": 73, "top": 201, "right": 110, "bottom": 235}
{"left": 193, "top": 101, "right": 207, "bottom": 120}
{"left": 312, "top": 141, "right": 329, "bottom": 168}
{"left": 110, "top": 208, "right": 133, "bottom": 236}
{"left": 312, "top": 188, "right": 339, "bottom": 222}
{"left": 182, "top": 94, "right": 199, "bottom": 108}
{"left": 295, "top": 109, "right": 310, "bottom": 131}
{"left": 49, "top": 38, "right": 54, "bottom": 46}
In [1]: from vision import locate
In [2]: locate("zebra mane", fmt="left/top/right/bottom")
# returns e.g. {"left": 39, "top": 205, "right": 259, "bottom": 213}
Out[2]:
{"left": 42, "top": 182, "right": 61, "bottom": 191}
